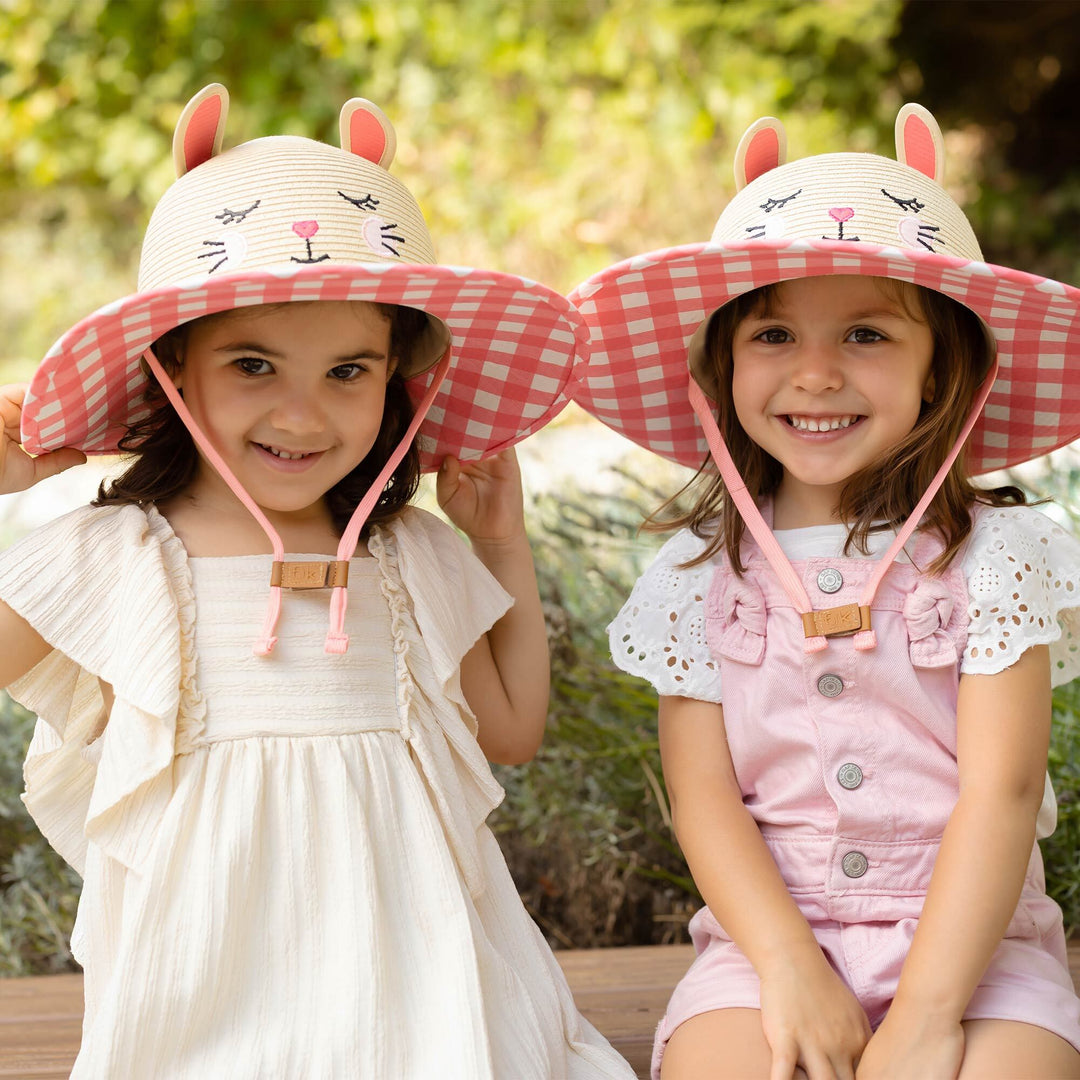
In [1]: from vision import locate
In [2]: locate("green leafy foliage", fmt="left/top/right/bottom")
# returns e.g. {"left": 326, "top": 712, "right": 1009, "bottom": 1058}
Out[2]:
{"left": 0, "top": 0, "right": 905, "bottom": 378}
{"left": 0, "top": 693, "right": 81, "bottom": 974}
{"left": 491, "top": 479, "right": 699, "bottom": 946}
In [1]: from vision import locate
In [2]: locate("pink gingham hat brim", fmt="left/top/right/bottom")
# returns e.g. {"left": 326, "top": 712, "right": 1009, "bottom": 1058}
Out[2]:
{"left": 23, "top": 260, "right": 588, "bottom": 472}
{"left": 569, "top": 237, "right": 1080, "bottom": 475}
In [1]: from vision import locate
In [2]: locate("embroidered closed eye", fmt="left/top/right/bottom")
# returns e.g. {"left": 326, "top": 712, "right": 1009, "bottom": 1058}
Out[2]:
{"left": 215, "top": 201, "right": 261, "bottom": 225}
{"left": 338, "top": 191, "right": 380, "bottom": 212}
{"left": 881, "top": 189, "right": 925, "bottom": 214}
{"left": 760, "top": 190, "right": 802, "bottom": 213}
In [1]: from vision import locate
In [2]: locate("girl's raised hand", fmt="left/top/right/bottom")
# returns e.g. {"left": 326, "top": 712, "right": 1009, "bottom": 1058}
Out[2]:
{"left": 1, "top": 384, "right": 86, "bottom": 495}
{"left": 436, "top": 448, "right": 526, "bottom": 547}
{"left": 759, "top": 946, "right": 872, "bottom": 1080}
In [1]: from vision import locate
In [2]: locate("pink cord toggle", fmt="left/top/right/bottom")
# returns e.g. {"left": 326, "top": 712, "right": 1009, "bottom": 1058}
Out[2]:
{"left": 853, "top": 629, "right": 877, "bottom": 651}
{"left": 804, "top": 636, "right": 828, "bottom": 654}
{"left": 322, "top": 346, "right": 453, "bottom": 654}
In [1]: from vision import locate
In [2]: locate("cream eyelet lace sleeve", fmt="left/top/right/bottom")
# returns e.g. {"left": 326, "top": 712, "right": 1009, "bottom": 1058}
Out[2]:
{"left": 962, "top": 504, "right": 1080, "bottom": 685}
{"left": 607, "top": 529, "right": 723, "bottom": 701}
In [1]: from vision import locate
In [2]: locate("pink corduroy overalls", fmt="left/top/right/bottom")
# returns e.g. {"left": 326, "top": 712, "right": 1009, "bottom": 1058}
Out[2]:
{"left": 651, "top": 523, "right": 1080, "bottom": 1078}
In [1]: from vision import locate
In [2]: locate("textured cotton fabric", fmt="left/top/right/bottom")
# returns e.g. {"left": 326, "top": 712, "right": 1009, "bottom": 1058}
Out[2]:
{"left": 608, "top": 504, "right": 1080, "bottom": 1078}
{"left": 611, "top": 504, "right": 1080, "bottom": 702}
{"left": 0, "top": 503, "right": 634, "bottom": 1080}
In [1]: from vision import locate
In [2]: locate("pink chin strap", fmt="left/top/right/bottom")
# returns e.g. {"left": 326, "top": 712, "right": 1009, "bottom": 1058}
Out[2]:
{"left": 142, "top": 344, "right": 451, "bottom": 656}
{"left": 687, "top": 359, "right": 998, "bottom": 653}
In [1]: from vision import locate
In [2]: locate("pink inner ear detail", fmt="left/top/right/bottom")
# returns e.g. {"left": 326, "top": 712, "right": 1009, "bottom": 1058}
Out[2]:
{"left": 744, "top": 128, "right": 780, "bottom": 184}
{"left": 349, "top": 110, "right": 387, "bottom": 165}
{"left": 183, "top": 96, "right": 223, "bottom": 172}
{"left": 903, "top": 114, "right": 937, "bottom": 179}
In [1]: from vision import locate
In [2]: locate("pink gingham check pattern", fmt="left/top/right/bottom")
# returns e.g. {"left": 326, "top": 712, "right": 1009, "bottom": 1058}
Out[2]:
{"left": 569, "top": 238, "right": 1080, "bottom": 474}
{"left": 23, "top": 262, "right": 589, "bottom": 472}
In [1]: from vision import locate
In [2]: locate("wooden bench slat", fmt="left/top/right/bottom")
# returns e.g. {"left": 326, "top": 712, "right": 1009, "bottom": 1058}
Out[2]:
{"left": 1, "top": 942, "right": 1076, "bottom": 1080}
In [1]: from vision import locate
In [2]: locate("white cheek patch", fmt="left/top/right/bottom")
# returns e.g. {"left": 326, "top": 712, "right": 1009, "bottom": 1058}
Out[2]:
{"left": 895, "top": 213, "right": 941, "bottom": 253}
{"left": 199, "top": 231, "right": 249, "bottom": 274}
{"left": 897, "top": 216, "right": 923, "bottom": 248}
{"left": 359, "top": 214, "right": 405, "bottom": 257}
{"left": 746, "top": 214, "right": 788, "bottom": 240}
{"left": 763, "top": 215, "right": 788, "bottom": 239}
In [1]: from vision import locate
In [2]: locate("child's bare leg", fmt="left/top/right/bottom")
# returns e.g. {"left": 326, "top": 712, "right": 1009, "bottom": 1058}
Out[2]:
{"left": 957, "top": 1019, "right": 1080, "bottom": 1079}
{"left": 661, "top": 1008, "right": 810, "bottom": 1080}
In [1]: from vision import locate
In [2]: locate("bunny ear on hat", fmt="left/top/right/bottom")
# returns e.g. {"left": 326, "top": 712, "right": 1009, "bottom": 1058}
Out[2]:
{"left": 173, "top": 83, "right": 230, "bottom": 176}
{"left": 22, "top": 84, "right": 589, "bottom": 472}
{"left": 570, "top": 103, "right": 1080, "bottom": 475}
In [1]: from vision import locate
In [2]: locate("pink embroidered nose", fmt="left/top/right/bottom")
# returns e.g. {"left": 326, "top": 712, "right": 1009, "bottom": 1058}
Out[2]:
{"left": 292, "top": 220, "right": 320, "bottom": 239}
{"left": 829, "top": 207, "right": 855, "bottom": 223}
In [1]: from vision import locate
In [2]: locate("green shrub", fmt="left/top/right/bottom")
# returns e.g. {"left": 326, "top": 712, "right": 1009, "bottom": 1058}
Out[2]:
{"left": 0, "top": 693, "right": 81, "bottom": 974}
{"left": 1043, "top": 677, "right": 1080, "bottom": 934}
{"left": 491, "top": 480, "right": 700, "bottom": 946}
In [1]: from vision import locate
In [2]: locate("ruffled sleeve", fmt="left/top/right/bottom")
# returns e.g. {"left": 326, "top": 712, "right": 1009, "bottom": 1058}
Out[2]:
{"left": 607, "top": 528, "right": 723, "bottom": 701}
{"left": 383, "top": 507, "right": 513, "bottom": 698}
{"left": 375, "top": 508, "right": 512, "bottom": 896}
{"left": 0, "top": 504, "right": 201, "bottom": 876}
{"left": 961, "top": 504, "right": 1080, "bottom": 685}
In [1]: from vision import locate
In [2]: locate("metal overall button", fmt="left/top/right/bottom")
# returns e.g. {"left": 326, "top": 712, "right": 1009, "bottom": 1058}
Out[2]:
{"left": 841, "top": 851, "right": 869, "bottom": 878}
{"left": 816, "top": 567, "right": 843, "bottom": 594}
{"left": 837, "top": 763, "right": 864, "bottom": 790}
{"left": 817, "top": 673, "right": 844, "bottom": 698}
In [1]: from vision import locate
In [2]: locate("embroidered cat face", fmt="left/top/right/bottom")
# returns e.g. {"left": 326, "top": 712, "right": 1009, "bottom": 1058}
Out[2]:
{"left": 138, "top": 89, "right": 435, "bottom": 291}
{"left": 710, "top": 105, "right": 982, "bottom": 262}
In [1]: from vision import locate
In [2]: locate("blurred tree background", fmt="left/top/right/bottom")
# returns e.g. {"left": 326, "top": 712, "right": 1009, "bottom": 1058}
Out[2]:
{"left": 1, "top": 0, "right": 1079, "bottom": 969}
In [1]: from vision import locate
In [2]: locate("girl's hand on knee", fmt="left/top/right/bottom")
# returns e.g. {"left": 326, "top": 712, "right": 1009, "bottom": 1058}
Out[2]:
{"left": 854, "top": 1009, "right": 964, "bottom": 1080}
{"left": 760, "top": 947, "right": 872, "bottom": 1080}
{"left": 436, "top": 448, "right": 526, "bottom": 548}
{"left": 1, "top": 384, "right": 86, "bottom": 495}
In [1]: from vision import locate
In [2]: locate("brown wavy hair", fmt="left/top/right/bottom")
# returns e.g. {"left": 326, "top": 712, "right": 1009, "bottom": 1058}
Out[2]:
{"left": 650, "top": 279, "right": 1026, "bottom": 574}
{"left": 94, "top": 302, "right": 430, "bottom": 537}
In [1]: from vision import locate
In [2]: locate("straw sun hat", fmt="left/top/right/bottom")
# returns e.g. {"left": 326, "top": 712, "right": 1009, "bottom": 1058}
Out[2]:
{"left": 17, "top": 84, "right": 592, "bottom": 656}
{"left": 569, "top": 103, "right": 1080, "bottom": 476}
{"left": 21, "top": 83, "right": 589, "bottom": 471}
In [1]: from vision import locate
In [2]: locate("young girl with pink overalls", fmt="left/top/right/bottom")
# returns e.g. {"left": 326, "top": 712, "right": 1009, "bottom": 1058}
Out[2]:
{"left": 0, "top": 85, "right": 635, "bottom": 1079}
{"left": 570, "top": 105, "right": 1080, "bottom": 1078}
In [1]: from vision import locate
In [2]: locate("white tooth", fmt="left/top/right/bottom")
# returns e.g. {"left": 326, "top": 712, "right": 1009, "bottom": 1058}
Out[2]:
{"left": 809, "top": 419, "right": 821, "bottom": 432}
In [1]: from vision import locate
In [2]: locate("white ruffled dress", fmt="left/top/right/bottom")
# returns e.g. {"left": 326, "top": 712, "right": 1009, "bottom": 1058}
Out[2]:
{"left": 0, "top": 503, "right": 634, "bottom": 1080}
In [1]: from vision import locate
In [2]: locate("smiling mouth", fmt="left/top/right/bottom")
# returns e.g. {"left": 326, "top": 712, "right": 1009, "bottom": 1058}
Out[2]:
{"left": 785, "top": 414, "right": 863, "bottom": 433}
{"left": 255, "top": 442, "right": 323, "bottom": 460}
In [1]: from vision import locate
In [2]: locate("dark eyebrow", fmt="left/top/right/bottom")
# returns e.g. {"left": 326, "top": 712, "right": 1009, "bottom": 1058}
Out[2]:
{"left": 215, "top": 342, "right": 389, "bottom": 363}
{"left": 845, "top": 308, "right": 910, "bottom": 321}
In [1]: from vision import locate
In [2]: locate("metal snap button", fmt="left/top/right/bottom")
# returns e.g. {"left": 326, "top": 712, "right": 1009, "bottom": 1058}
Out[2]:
{"left": 816, "top": 568, "right": 843, "bottom": 594}
{"left": 837, "top": 763, "right": 863, "bottom": 790}
{"left": 816, "top": 673, "right": 844, "bottom": 698}
{"left": 841, "top": 851, "right": 869, "bottom": 878}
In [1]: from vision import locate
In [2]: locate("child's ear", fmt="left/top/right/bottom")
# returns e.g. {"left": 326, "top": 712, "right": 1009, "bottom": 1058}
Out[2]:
{"left": 733, "top": 117, "right": 787, "bottom": 191}
{"left": 895, "top": 103, "right": 945, "bottom": 184}
{"left": 386, "top": 355, "right": 399, "bottom": 380}
{"left": 339, "top": 99, "right": 397, "bottom": 169}
{"left": 173, "top": 84, "right": 230, "bottom": 178}
{"left": 922, "top": 370, "right": 936, "bottom": 403}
